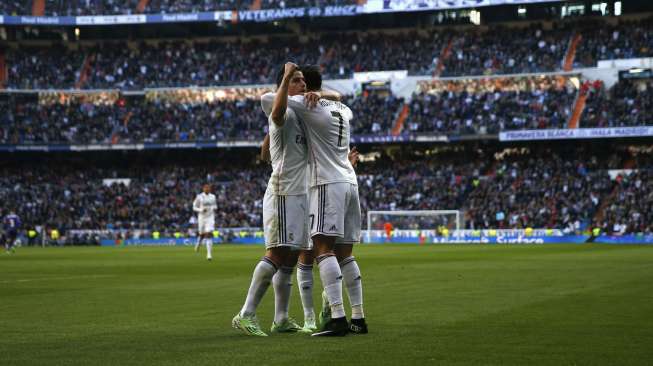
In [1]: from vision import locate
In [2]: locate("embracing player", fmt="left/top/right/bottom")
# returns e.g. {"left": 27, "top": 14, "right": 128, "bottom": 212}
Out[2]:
{"left": 232, "top": 63, "right": 310, "bottom": 336}
{"left": 258, "top": 65, "right": 355, "bottom": 333}
{"left": 193, "top": 184, "right": 217, "bottom": 261}
{"left": 281, "top": 66, "right": 368, "bottom": 336}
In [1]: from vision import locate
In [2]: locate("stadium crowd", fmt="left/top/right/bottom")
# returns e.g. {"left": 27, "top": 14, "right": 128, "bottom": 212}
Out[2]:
{"left": 1, "top": 91, "right": 409, "bottom": 144}
{"left": 440, "top": 25, "right": 569, "bottom": 77}
{"left": 6, "top": 32, "right": 445, "bottom": 90}
{"left": 7, "top": 18, "right": 652, "bottom": 90}
{"left": 0, "top": 1, "right": 27, "bottom": 15}
{"left": 32, "top": 0, "right": 358, "bottom": 16}
{"left": 575, "top": 18, "right": 653, "bottom": 68}
{"left": 347, "top": 93, "right": 405, "bottom": 135}
{"left": 7, "top": 47, "right": 85, "bottom": 90}
{"left": 601, "top": 169, "right": 653, "bottom": 235}
{"left": 465, "top": 153, "right": 612, "bottom": 231}
{"left": 4, "top": 75, "right": 653, "bottom": 144}
{"left": 580, "top": 79, "right": 653, "bottom": 128}
{"left": 3, "top": 146, "right": 652, "bottom": 244}
{"left": 0, "top": 161, "right": 269, "bottom": 242}
{"left": 406, "top": 76, "right": 576, "bottom": 134}
{"left": 0, "top": 95, "right": 267, "bottom": 144}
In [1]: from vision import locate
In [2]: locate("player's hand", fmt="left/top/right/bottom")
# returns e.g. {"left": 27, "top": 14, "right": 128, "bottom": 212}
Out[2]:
{"left": 348, "top": 146, "right": 360, "bottom": 168}
{"left": 305, "top": 91, "right": 321, "bottom": 109}
{"left": 284, "top": 62, "right": 299, "bottom": 78}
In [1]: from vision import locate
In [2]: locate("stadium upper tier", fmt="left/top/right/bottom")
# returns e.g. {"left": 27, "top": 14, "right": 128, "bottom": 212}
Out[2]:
{"left": 0, "top": 89, "right": 407, "bottom": 143}
{"left": 1, "top": 145, "right": 651, "bottom": 238}
{"left": 2, "top": 77, "right": 650, "bottom": 145}
{"left": 0, "top": 0, "right": 359, "bottom": 16}
{"left": 4, "top": 18, "right": 653, "bottom": 90}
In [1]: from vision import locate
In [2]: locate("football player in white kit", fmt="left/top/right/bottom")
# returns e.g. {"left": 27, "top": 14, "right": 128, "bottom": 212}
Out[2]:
{"left": 258, "top": 65, "right": 347, "bottom": 333}
{"left": 192, "top": 184, "right": 217, "bottom": 261}
{"left": 282, "top": 69, "right": 367, "bottom": 336}
{"left": 232, "top": 63, "right": 309, "bottom": 337}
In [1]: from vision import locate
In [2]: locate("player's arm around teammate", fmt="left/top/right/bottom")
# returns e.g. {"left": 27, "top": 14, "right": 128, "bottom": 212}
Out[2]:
{"left": 233, "top": 63, "right": 309, "bottom": 336}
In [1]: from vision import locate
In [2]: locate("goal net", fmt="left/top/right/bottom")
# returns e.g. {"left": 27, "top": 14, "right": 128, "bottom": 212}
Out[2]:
{"left": 365, "top": 210, "right": 462, "bottom": 243}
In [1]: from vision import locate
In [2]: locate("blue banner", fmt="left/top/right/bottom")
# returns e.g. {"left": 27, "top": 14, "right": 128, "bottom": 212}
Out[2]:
{"left": 100, "top": 236, "right": 262, "bottom": 246}
{"left": 99, "top": 234, "right": 653, "bottom": 246}
{"left": 0, "top": 134, "right": 434, "bottom": 152}
{"left": 500, "top": 127, "right": 653, "bottom": 142}
{"left": 594, "top": 235, "right": 653, "bottom": 244}
{"left": 366, "top": 234, "right": 590, "bottom": 244}
{"left": 0, "top": 1, "right": 564, "bottom": 26}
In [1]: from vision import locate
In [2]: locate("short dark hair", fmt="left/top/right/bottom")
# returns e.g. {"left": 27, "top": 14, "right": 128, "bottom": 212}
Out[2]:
{"left": 301, "top": 65, "right": 322, "bottom": 91}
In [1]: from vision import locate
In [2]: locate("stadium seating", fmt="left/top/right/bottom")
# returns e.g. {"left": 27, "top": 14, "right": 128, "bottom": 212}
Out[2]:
{"left": 0, "top": 91, "right": 406, "bottom": 144}
{"left": 405, "top": 76, "right": 577, "bottom": 134}
{"left": 602, "top": 170, "right": 653, "bottom": 234}
{"left": 5, "top": 19, "right": 652, "bottom": 90}
{"left": 0, "top": 161, "right": 269, "bottom": 238}
{"left": 1, "top": 0, "right": 361, "bottom": 16}
{"left": 3, "top": 146, "right": 651, "bottom": 241}
{"left": 3, "top": 76, "right": 653, "bottom": 144}
{"left": 575, "top": 18, "right": 653, "bottom": 67}
{"left": 580, "top": 79, "right": 653, "bottom": 128}
{"left": 0, "top": 1, "right": 28, "bottom": 15}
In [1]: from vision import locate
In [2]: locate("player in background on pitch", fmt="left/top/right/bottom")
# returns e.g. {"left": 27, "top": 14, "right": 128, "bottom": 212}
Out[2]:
{"left": 3, "top": 210, "right": 21, "bottom": 254}
{"left": 193, "top": 184, "right": 217, "bottom": 261}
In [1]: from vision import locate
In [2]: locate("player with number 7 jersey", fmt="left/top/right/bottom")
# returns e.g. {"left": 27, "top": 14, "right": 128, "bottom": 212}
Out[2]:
{"left": 286, "top": 93, "right": 366, "bottom": 336}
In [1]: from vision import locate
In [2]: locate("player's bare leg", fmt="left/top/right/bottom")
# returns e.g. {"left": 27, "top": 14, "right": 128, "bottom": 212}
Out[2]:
{"left": 335, "top": 244, "right": 367, "bottom": 334}
{"left": 311, "top": 235, "right": 348, "bottom": 336}
{"left": 297, "top": 248, "right": 317, "bottom": 332}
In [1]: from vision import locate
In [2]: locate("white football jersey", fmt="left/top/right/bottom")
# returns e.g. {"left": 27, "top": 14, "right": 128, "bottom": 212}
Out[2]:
{"left": 286, "top": 95, "right": 357, "bottom": 187}
{"left": 261, "top": 93, "right": 308, "bottom": 195}
{"left": 193, "top": 192, "right": 217, "bottom": 218}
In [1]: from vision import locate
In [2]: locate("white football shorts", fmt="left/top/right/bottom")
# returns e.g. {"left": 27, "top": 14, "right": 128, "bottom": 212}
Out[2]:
{"left": 308, "top": 182, "right": 361, "bottom": 244}
{"left": 198, "top": 216, "right": 215, "bottom": 234}
{"left": 262, "top": 190, "right": 310, "bottom": 250}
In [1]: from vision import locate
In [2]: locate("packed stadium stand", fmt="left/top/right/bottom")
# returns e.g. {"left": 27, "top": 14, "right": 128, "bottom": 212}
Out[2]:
{"left": 2, "top": 143, "right": 652, "bottom": 245}
{"left": 2, "top": 17, "right": 651, "bottom": 90}
{"left": 2, "top": 0, "right": 653, "bottom": 244}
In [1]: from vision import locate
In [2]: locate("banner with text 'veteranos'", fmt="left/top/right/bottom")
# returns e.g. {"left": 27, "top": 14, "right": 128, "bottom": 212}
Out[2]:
{"left": 499, "top": 126, "right": 653, "bottom": 142}
{"left": 0, "top": 1, "right": 564, "bottom": 26}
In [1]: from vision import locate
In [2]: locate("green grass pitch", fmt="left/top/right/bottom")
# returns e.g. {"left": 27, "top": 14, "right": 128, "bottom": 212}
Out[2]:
{"left": 2, "top": 244, "right": 653, "bottom": 365}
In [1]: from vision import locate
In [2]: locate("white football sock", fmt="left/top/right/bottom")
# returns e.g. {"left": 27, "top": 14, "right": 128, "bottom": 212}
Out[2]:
{"left": 205, "top": 238, "right": 213, "bottom": 259}
{"left": 297, "top": 262, "right": 315, "bottom": 320}
{"left": 317, "top": 254, "right": 345, "bottom": 319}
{"left": 240, "top": 257, "right": 277, "bottom": 317}
{"left": 272, "top": 266, "right": 294, "bottom": 324}
{"left": 340, "top": 256, "right": 364, "bottom": 319}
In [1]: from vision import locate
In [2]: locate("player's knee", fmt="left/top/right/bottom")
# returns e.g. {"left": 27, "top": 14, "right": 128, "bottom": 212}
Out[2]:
{"left": 335, "top": 244, "right": 353, "bottom": 262}
{"left": 265, "top": 247, "right": 287, "bottom": 267}
{"left": 298, "top": 248, "right": 315, "bottom": 265}
{"left": 312, "top": 235, "right": 335, "bottom": 256}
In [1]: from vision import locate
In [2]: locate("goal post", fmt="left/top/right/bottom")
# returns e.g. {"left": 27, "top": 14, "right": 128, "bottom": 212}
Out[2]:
{"left": 366, "top": 210, "right": 462, "bottom": 243}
